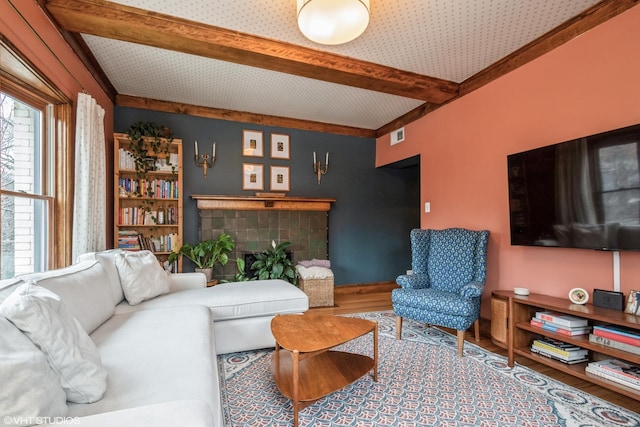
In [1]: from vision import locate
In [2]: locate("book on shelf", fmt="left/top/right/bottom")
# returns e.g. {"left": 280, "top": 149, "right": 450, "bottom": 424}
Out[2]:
{"left": 531, "top": 343, "right": 588, "bottom": 360}
{"left": 531, "top": 338, "right": 588, "bottom": 359}
{"left": 586, "top": 360, "right": 640, "bottom": 391}
{"left": 535, "top": 311, "right": 589, "bottom": 328}
{"left": 117, "top": 238, "right": 139, "bottom": 244}
{"left": 530, "top": 317, "right": 591, "bottom": 336}
{"left": 534, "top": 336, "right": 586, "bottom": 352}
{"left": 585, "top": 365, "right": 640, "bottom": 391}
{"left": 592, "top": 325, "right": 640, "bottom": 347}
{"left": 531, "top": 346, "right": 589, "bottom": 364}
{"left": 589, "top": 333, "right": 640, "bottom": 356}
{"left": 590, "top": 359, "right": 640, "bottom": 383}
{"left": 117, "top": 244, "right": 140, "bottom": 249}
{"left": 594, "top": 325, "right": 640, "bottom": 340}
{"left": 118, "top": 229, "right": 139, "bottom": 235}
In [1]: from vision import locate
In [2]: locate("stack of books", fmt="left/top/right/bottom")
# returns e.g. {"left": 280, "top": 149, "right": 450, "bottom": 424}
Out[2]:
{"left": 531, "top": 311, "right": 591, "bottom": 336}
{"left": 586, "top": 359, "right": 640, "bottom": 391}
{"left": 117, "top": 230, "right": 141, "bottom": 250}
{"left": 589, "top": 325, "right": 640, "bottom": 356}
{"left": 530, "top": 337, "right": 589, "bottom": 364}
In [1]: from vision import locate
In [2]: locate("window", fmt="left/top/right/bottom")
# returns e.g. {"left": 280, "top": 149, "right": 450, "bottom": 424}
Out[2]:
{"left": 0, "top": 39, "right": 73, "bottom": 277}
{"left": 596, "top": 141, "right": 640, "bottom": 224}
{"left": 0, "top": 93, "right": 53, "bottom": 278}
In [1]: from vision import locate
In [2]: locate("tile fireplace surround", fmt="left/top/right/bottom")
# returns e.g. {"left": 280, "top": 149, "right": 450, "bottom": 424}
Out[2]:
{"left": 193, "top": 195, "right": 335, "bottom": 281}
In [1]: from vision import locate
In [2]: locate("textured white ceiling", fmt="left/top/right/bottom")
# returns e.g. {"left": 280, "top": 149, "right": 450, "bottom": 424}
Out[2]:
{"left": 83, "top": 0, "right": 601, "bottom": 131}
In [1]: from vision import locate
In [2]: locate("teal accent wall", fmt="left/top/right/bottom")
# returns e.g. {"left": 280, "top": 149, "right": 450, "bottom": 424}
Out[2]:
{"left": 115, "top": 107, "right": 419, "bottom": 285}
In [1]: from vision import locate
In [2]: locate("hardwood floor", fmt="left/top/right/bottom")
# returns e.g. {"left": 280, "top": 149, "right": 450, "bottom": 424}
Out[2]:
{"left": 309, "top": 285, "right": 640, "bottom": 413}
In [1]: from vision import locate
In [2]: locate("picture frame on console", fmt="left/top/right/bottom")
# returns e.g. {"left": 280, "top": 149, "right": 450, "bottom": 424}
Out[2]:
{"left": 242, "top": 163, "right": 264, "bottom": 191}
{"left": 271, "top": 133, "right": 290, "bottom": 159}
{"left": 242, "top": 130, "right": 264, "bottom": 157}
{"left": 270, "top": 166, "right": 290, "bottom": 192}
{"left": 625, "top": 290, "right": 640, "bottom": 315}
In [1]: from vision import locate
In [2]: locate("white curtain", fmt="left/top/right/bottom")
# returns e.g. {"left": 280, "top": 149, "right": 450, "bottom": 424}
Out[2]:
{"left": 72, "top": 93, "right": 106, "bottom": 261}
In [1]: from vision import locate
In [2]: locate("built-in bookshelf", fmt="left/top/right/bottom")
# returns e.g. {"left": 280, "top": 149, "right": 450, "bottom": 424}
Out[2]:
{"left": 493, "top": 290, "right": 640, "bottom": 401}
{"left": 113, "top": 133, "right": 183, "bottom": 271}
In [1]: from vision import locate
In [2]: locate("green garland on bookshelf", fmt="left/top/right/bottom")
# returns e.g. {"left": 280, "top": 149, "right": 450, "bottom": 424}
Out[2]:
{"left": 125, "top": 121, "right": 176, "bottom": 196}
{"left": 123, "top": 122, "right": 178, "bottom": 222}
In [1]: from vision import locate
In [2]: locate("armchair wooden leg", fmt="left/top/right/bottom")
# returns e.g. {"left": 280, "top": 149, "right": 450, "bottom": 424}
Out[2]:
{"left": 396, "top": 316, "right": 403, "bottom": 340}
{"left": 457, "top": 330, "right": 465, "bottom": 357}
{"left": 474, "top": 319, "right": 480, "bottom": 342}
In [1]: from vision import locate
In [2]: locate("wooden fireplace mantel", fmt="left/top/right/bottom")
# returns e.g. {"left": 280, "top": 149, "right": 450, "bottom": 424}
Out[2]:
{"left": 191, "top": 195, "right": 336, "bottom": 211}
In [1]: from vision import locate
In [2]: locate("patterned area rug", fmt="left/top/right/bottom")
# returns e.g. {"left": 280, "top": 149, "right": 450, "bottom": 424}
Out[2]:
{"left": 218, "top": 311, "right": 640, "bottom": 426}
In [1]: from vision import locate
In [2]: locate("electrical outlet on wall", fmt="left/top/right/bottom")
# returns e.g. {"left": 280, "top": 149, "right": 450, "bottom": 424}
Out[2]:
{"left": 424, "top": 202, "right": 431, "bottom": 213}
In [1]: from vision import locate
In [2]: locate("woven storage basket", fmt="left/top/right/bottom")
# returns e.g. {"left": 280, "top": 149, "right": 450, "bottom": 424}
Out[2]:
{"left": 299, "top": 277, "right": 334, "bottom": 307}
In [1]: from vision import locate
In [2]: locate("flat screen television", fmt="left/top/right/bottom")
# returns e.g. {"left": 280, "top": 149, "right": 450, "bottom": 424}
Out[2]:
{"left": 507, "top": 123, "right": 640, "bottom": 251}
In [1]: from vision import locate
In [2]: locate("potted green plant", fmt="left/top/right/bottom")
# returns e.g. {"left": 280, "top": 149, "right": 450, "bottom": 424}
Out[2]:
{"left": 251, "top": 240, "right": 297, "bottom": 285}
{"left": 221, "top": 258, "right": 256, "bottom": 283}
{"left": 168, "top": 233, "right": 235, "bottom": 282}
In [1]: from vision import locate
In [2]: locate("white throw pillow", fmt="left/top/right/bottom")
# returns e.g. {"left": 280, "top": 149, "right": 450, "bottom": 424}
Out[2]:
{"left": 26, "top": 260, "right": 115, "bottom": 334}
{"left": 0, "top": 316, "right": 68, "bottom": 424}
{"left": 0, "top": 283, "right": 108, "bottom": 404}
{"left": 77, "top": 249, "right": 126, "bottom": 304}
{"left": 114, "top": 250, "right": 171, "bottom": 305}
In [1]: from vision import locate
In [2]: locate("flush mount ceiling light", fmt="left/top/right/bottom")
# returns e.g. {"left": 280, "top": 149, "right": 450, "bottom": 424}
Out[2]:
{"left": 297, "top": 0, "right": 370, "bottom": 45}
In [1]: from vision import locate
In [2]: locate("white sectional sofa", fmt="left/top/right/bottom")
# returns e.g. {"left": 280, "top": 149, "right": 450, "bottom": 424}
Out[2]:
{"left": 0, "top": 249, "right": 309, "bottom": 427}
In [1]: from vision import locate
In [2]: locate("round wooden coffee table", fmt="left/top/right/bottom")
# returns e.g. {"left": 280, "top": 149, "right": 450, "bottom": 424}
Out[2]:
{"left": 270, "top": 313, "right": 378, "bottom": 427}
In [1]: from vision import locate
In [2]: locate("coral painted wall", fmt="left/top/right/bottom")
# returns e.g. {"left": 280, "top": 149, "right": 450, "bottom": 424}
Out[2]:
{"left": 376, "top": 5, "right": 640, "bottom": 316}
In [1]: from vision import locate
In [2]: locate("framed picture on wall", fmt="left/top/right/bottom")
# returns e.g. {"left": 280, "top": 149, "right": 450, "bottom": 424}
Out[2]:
{"left": 270, "top": 166, "right": 290, "bottom": 192}
{"left": 242, "top": 163, "right": 264, "bottom": 190}
{"left": 242, "top": 130, "right": 263, "bottom": 157}
{"left": 271, "top": 133, "right": 290, "bottom": 159}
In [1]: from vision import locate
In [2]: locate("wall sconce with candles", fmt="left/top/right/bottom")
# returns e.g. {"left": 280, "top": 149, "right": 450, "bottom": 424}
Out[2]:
{"left": 313, "top": 151, "right": 328, "bottom": 184}
{"left": 195, "top": 140, "right": 216, "bottom": 178}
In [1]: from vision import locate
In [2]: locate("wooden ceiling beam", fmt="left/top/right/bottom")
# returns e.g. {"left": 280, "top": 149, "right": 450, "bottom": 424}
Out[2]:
{"left": 46, "top": 0, "right": 458, "bottom": 104}
{"left": 116, "top": 94, "right": 376, "bottom": 138}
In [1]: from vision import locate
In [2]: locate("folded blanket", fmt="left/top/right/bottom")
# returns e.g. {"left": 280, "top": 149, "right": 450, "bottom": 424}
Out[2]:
{"left": 297, "top": 259, "right": 331, "bottom": 268}
{"left": 295, "top": 265, "right": 333, "bottom": 280}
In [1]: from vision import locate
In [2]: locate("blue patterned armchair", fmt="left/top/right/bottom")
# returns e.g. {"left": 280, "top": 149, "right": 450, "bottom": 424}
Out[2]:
{"left": 392, "top": 228, "right": 490, "bottom": 356}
